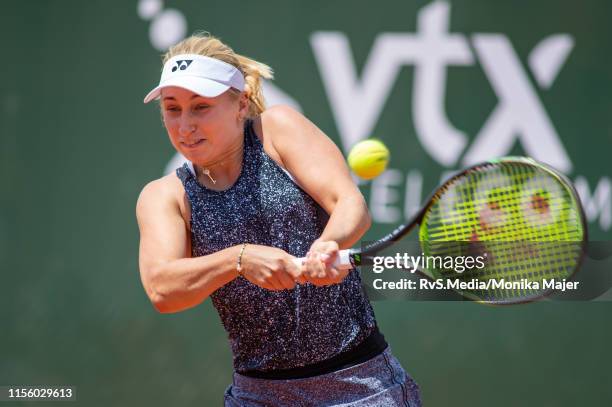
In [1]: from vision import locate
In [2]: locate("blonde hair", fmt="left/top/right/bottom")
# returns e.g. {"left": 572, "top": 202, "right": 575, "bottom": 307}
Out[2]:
{"left": 162, "top": 32, "right": 273, "bottom": 118}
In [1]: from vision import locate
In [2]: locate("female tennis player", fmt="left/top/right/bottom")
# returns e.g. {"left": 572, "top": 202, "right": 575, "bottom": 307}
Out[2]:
{"left": 136, "top": 32, "right": 421, "bottom": 407}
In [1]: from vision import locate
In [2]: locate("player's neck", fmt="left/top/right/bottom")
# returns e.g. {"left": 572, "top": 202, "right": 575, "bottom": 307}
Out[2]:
{"left": 194, "top": 141, "right": 244, "bottom": 190}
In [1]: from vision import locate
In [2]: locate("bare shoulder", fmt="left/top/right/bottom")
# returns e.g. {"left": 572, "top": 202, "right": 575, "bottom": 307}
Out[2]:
{"left": 137, "top": 174, "right": 179, "bottom": 210}
{"left": 257, "top": 105, "right": 315, "bottom": 166}
{"left": 260, "top": 105, "right": 309, "bottom": 135}
{"left": 261, "top": 104, "right": 302, "bottom": 120}
{"left": 136, "top": 173, "right": 191, "bottom": 226}
{"left": 260, "top": 104, "right": 336, "bottom": 154}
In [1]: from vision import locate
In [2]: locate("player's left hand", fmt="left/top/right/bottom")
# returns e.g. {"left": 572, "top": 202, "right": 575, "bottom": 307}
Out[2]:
{"left": 300, "top": 240, "right": 350, "bottom": 286}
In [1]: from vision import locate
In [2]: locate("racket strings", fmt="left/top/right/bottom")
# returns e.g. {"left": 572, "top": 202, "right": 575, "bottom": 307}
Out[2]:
{"left": 419, "top": 162, "right": 585, "bottom": 302}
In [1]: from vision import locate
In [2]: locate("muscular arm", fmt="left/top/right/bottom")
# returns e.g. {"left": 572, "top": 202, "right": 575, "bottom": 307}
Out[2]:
{"left": 261, "top": 105, "right": 372, "bottom": 249}
{"left": 136, "top": 178, "right": 240, "bottom": 313}
{"left": 136, "top": 177, "right": 302, "bottom": 313}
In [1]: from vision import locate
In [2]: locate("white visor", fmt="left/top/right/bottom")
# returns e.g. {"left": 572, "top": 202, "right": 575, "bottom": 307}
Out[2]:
{"left": 143, "top": 54, "right": 245, "bottom": 103}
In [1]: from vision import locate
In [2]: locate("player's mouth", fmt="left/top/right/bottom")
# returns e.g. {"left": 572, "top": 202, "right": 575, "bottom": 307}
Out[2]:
{"left": 182, "top": 139, "right": 205, "bottom": 148}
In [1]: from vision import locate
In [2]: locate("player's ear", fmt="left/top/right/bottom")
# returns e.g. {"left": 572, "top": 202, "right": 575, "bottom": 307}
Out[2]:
{"left": 237, "top": 91, "right": 249, "bottom": 121}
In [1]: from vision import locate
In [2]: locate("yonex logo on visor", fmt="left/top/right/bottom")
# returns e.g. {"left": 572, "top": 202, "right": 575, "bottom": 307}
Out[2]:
{"left": 171, "top": 60, "right": 193, "bottom": 72}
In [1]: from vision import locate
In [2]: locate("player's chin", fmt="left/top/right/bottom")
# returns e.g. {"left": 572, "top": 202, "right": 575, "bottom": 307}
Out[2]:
{"left": 178, "top": 145, "right": 210, "bottom": 162}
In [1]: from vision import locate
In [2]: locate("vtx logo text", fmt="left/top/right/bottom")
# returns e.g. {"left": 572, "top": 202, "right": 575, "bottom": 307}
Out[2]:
{"left": 310, "top": 1, "right": 610, "bottom": 231}
{"left": 311, "top": 0, "right": 573, "bottom": 172}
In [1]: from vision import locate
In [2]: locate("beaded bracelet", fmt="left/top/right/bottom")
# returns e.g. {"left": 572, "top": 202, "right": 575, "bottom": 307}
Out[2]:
{"left": 236, "top": 243, "right": 248, "bottom": 275}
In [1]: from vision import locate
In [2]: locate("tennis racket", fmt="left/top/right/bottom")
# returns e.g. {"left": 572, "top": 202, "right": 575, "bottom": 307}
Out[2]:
{"left": 295, "top": 156, "right": 588, "bottom": 304}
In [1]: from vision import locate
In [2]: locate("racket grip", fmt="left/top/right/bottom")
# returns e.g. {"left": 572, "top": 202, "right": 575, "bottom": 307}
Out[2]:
{"left": 292, "top": 249, "right": 353, "bottom": 270}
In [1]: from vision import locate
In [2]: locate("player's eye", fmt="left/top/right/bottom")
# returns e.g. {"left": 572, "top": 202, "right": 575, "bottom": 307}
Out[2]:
{"left": 165, "top": 105, "right": 180, "bottom": 112}
{"left": 194, "top": 104, "right": 209, "bottom": 111}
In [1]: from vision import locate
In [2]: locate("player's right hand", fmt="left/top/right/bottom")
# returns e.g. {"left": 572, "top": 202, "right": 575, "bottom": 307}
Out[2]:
{"left": 238, "top": 244, "right": 306, "bottom": 290}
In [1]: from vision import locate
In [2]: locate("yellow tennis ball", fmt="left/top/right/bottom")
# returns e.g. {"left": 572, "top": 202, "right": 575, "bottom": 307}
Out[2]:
{"left": 347, "top": 139, "right": 390, "bottom": 180}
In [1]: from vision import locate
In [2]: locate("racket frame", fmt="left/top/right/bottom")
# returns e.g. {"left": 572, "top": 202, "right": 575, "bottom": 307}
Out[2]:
{"left": 347, "top": 156, "right": 588, "bottom": 304}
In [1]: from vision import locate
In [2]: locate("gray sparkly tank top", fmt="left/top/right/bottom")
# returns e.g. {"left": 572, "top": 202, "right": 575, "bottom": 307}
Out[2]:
{"left": 176, "top": 119, "right": 378, "bottom": 372}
